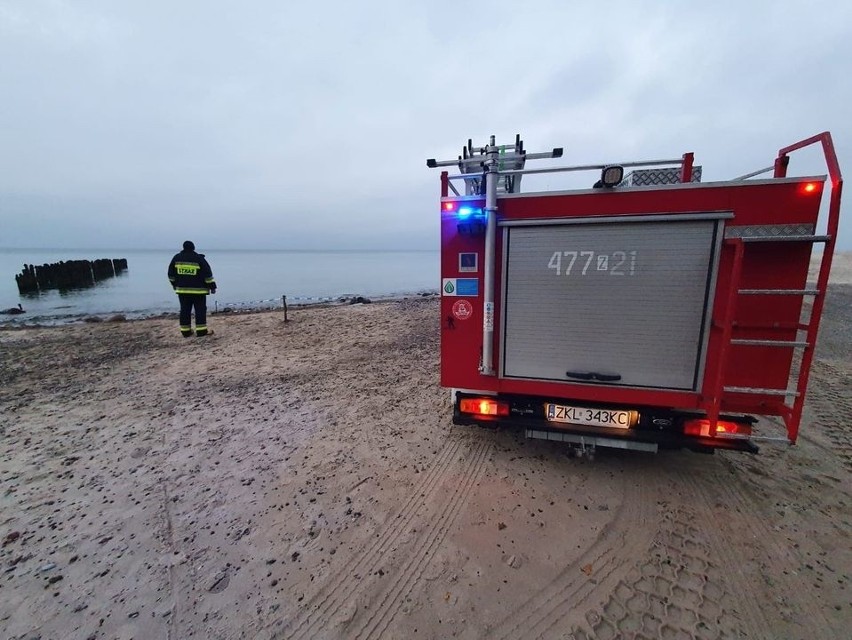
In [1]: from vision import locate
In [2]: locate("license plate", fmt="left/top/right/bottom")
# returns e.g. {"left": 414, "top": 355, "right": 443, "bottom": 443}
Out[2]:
{"left": 545, "top": 404, "right": 635, "bottom": 429}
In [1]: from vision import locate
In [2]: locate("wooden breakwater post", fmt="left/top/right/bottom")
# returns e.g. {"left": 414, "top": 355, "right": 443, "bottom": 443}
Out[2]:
{"left": 92, "top": 258, "right": 113, "bottom": 281}
{"left": 15, "top": 265, "right": 38, "bottom": 294}
{"left": 14, "top": 258, "right": 129, "bottom": 294}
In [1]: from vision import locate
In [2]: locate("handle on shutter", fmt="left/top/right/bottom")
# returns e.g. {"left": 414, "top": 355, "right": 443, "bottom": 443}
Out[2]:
{"left": 565, "top": 371, "right": 622, "bottom": 382}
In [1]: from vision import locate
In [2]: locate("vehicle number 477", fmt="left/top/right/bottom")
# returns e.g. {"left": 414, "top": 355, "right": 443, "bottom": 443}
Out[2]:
{"left": 548, "top": 250, "right": 637, "bottom": 276}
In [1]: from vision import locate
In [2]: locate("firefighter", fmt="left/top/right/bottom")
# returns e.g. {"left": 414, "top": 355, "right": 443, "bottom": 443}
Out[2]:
{"left": 167, "top": 240, "right": 217, "bottom": 337}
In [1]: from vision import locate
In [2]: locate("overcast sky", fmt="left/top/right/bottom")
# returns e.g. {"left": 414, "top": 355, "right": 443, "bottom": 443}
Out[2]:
{"left": 1, "top": 0, "right": 850, "bottom": 251}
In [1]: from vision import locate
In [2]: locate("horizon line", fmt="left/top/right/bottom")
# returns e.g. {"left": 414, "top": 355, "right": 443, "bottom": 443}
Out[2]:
{"left": 0, "top": 247, "right": 439, "bottom": 253}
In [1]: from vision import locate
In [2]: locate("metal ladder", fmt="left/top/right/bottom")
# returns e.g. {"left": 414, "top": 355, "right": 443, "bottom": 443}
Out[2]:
{"left": 706, "top": 132, "right": 843, "bottom": 443}
{"left": 451, "top": 135, "right": 530, "bottom": 196}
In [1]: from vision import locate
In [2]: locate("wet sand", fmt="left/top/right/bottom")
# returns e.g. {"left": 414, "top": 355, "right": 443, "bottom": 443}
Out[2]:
{"left": 1, "top": 257, "right": 851, "bottom": 640}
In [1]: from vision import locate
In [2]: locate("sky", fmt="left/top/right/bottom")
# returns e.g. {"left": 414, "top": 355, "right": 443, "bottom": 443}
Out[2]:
{"left": 1, "top": 0, "right": 851, "bottom": 251}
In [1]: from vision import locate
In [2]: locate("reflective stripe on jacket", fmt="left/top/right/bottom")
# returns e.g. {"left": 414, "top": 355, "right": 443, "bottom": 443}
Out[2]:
{"left": 168, "top": 250, "right": 215, "bottom": 295}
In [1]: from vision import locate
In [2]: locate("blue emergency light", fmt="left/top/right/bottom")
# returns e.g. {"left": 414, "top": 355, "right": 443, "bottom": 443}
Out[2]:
{"left": 458, "top": 206, "right": 483, "bottom": 218}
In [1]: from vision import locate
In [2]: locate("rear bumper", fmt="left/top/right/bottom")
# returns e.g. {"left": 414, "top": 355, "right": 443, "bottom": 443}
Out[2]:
{"left": 453, "top": 392, "right": 759, "bottom": 454}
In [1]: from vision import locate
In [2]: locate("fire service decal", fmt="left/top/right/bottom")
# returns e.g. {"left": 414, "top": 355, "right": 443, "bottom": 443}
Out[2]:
{"left": 452, "top": 299, "right": 473, "bottom": 321}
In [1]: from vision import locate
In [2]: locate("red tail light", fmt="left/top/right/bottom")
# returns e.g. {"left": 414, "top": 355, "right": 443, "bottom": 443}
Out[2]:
{"left": 459, "top": 398, "right": 509, "bottom": 417}
{"left": 683, "top": 419, "right": 752, "bottom": 438}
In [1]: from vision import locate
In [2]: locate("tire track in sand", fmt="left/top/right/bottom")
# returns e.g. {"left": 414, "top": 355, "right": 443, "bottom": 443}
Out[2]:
{"left": 282, "top": 434, "right": 481, "bottom": 640}
{"left": 159, "top": 481, "right": 180, "bottom": 640}
{"left": 677, "top": 459, "right": 836, "bottom": 638}
{"left": 352, "top": 440, "right": 491, "bottom": 640}
{"left": 566, "top": 503, "right": 742, "bottom": 640}
{"left": 801, "top": 360, "right": 852, "bottom": 471}
{"left": 157, "top": 391, "right": 187, "bottom": 640}
{"left": 488, "top": 460, "right": 658, "bottom": 640}
{"left": 548, "top": 441, "right": 841, "bottom": 640}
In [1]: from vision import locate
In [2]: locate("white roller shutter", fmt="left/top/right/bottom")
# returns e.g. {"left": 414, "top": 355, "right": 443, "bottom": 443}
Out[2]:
{"left": 501, "top": 217, "right": 721, "bottom": 391}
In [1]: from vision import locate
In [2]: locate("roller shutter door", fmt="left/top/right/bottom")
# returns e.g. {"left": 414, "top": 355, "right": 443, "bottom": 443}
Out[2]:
{"left": 501, "top": 218, "right": 719, "bottom": 390}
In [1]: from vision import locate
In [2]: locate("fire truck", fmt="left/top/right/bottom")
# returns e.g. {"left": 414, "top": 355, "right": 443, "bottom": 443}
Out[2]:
{"left": 426, "top": 132, "right": 843, "bottom": 454}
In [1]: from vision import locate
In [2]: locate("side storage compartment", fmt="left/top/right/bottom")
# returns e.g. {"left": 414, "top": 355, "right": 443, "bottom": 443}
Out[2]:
{"left": 501, "top": 216, "right": 724, "bottom": 391}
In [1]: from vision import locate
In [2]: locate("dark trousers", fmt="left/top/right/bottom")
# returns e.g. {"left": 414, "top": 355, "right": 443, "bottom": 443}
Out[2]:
{"left": 178, "top": 294, "right": 208, "bottom": 336}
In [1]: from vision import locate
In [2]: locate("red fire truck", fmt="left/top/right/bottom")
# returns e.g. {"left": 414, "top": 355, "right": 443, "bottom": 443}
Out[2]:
{"left": 427, "top": 132, "right": 843, "bottom": 454}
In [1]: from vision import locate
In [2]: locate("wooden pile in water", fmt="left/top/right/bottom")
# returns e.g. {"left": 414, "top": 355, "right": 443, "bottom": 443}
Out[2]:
{"left": 14, "top": 258, "right": 128, "bottom": 294}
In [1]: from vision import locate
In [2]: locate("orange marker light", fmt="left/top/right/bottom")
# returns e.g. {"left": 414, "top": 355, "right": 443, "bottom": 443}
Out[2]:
{"left": 803, "top": 182, "right": 817, "bottom": 193}
{"left": 683, "top": 419, "right": 752, "bottom": 437}
{"left": 443, "top": 202, "right": 455, "bottom": 211}
{"left": 459, "top": 398, "right": 509, "bottom": 417}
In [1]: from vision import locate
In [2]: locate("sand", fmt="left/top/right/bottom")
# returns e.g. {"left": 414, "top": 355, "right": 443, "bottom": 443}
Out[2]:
{"left": 1, "top": 256, "right": 851, "bottom": 640}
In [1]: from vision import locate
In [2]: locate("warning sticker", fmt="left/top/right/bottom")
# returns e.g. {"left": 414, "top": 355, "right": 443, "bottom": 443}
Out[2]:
{"left": 483, "top": 301, "right": 494, "bottom": 331}
{"left": 452, "top": 299, "right": 474, "bottom": 321}
{"left": 459, "top": 252, "right": 478, "bottom": 273}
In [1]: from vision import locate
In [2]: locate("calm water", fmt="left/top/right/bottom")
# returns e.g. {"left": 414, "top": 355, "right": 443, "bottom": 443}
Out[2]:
{"left": 0, "top": 249, "right": 439, "bottom": 325}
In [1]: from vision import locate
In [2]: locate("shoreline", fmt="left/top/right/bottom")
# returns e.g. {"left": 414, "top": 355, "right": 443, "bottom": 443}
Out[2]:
{"left": 0, "top": 290, "right": 440, "bottom": 329}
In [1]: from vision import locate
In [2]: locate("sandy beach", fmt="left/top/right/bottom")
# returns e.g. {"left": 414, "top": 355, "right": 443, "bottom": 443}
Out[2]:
{"left": 2, "top": 257, "right": 851, "bottom": 640}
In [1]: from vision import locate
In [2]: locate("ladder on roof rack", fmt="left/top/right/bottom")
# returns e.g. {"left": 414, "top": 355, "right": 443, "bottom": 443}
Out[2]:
{"left": 454, "top": 134, "right": 530, "bottom": 195}
{"left": 705, "top": 132, "right": 843, "bottom": 444}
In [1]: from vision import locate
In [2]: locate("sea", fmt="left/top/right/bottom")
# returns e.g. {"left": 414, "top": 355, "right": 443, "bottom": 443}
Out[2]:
{"left": 0, "top": 248, "right": 440, "bottom": 325}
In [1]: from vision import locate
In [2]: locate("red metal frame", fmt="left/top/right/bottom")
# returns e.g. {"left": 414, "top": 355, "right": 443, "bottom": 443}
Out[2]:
{"left": 680, "top": 152, "right": 694, "bottom": 183}
{"left": 707, "top": 238, "right": 745, "bottom": 437}
{"left": 438, "top": 133, "right": 842, "bottom": 446}
{"left": 774, "top": 132, "right": 843, "bottom": 442}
